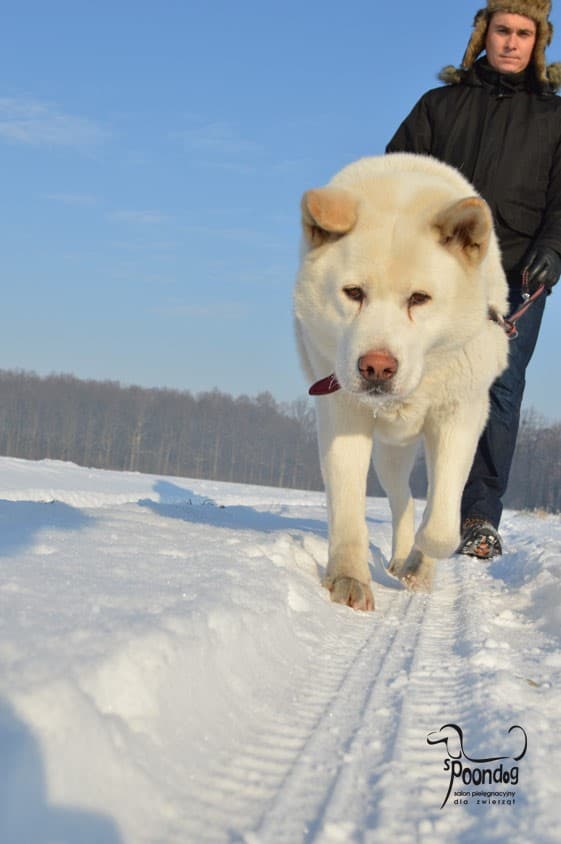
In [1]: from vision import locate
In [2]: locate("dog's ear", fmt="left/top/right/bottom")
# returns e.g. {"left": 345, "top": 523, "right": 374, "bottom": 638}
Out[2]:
{"left": 301, "top": 187, "right": 358, "bottom": 248}
{"left": 432, "top": 197, "right": 492, "bottom": 265}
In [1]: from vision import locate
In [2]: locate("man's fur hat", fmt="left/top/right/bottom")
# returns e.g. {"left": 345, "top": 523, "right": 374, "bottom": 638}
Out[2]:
{"left": 440, "top": 0, "right": 561, "bottom": 90}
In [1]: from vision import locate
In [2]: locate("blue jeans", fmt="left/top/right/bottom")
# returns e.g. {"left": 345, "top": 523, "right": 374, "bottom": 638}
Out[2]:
{"left": 460, "top": 284, "right": 547, "bottom": 529}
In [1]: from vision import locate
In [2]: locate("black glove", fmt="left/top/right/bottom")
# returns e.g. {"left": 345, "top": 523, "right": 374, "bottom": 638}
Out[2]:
{"left": 522, "top": 246, "right": 561, "bottom": 294}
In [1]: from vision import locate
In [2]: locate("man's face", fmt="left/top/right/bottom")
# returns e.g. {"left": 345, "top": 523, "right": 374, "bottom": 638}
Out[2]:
{"left": 485, "top": 12, "right": 537, "bottom": 73}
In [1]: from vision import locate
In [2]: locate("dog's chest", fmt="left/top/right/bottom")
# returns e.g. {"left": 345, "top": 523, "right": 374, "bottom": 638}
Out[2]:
{"left": 372, "top": 399, "right": 427, "bottom": 444}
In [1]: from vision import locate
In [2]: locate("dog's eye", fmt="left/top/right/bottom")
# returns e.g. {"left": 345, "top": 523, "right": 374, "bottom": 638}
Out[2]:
{"left": 344, "top": 286, "right": 365, "bottom": 304}
{"left": 408, "top": 291, "right": 431, "bottom": 307}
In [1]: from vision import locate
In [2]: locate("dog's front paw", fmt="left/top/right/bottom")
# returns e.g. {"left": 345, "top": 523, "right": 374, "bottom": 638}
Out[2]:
{"left": 389, "top": 549, "right": 434, "bottom": 592}
{"left": 327, "top": 576, "right": 374, "bottom": 611}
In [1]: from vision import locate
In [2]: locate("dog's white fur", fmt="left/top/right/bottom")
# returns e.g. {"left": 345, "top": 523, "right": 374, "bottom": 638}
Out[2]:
{"left": 294, "top": 154, "right": 509, "bottom": 610}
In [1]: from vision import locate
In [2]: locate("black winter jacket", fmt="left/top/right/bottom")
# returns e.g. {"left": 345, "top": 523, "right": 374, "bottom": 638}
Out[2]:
{"left": 386, "top": 58, "right": 561, "bottom": 279}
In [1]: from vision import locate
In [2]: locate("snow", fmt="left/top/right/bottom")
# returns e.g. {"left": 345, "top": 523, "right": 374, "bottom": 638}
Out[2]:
{"left": 0, "top": 455, "right": 560, "bottom": 844}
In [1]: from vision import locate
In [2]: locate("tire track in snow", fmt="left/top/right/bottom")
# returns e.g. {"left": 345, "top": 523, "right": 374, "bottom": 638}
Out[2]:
{"left": 311, "top": 553, "right": 558, "bottom": 844}
{"left": 247, "top": 587, "right": 428, "bottom": 843}
{"left": 246, "top": 558, "right": 537, "bottom": 844}
{"left": 353, "top": 563, "right": 481, "bottom": 843}
{"left": 315, "top": 559, "right": 537, "bottom": 844}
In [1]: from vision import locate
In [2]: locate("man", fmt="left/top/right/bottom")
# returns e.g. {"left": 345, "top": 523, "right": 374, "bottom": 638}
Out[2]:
{"left": 386, "top": 0, "right": 561, "bottom": 558}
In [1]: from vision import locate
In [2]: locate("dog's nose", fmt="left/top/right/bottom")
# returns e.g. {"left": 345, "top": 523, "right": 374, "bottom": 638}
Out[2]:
{"left": 358, "top": 350, "right": 398, "bottom": 383}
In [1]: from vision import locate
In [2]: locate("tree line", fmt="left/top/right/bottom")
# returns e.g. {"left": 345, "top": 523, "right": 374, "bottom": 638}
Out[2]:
{"left": 0, "top": 369, "right": 559, "bottom": 512}
{"left": 0, "top": 369, "right": 324, "bottom": 491}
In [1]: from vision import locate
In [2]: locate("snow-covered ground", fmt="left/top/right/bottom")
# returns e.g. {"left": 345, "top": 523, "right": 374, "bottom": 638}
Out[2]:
{"left": 0, "top": 456, "right": 560, "bottom": 844}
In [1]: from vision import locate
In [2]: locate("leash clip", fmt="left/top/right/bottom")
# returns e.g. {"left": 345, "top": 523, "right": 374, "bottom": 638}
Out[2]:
{"left": 504, "top": 320, "right": 518, "bottom": 339}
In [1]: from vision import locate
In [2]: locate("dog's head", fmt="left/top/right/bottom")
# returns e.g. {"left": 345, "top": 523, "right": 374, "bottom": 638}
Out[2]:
{"left": 294, "top": 156, "right": 503, "bottom": 407}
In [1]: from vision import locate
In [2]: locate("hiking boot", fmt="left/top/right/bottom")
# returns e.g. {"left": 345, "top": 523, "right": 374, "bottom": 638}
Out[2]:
{"left": 458, "top": 517, "right": 502, "bottom": 560}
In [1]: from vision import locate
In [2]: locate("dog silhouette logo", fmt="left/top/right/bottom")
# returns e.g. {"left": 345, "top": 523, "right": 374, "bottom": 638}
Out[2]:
{"left": 427, "top": 723, "right": 527, "bottom": 808}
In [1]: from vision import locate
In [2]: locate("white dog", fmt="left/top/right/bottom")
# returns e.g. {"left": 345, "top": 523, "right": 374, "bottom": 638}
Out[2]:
{"left": 294, "top": 154, "right": 509, "bottom": 610}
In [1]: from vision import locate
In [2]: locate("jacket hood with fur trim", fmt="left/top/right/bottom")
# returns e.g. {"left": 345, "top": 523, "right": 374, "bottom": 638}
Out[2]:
{"left": 438, "top": 59, "right": 561, "bottom": 91}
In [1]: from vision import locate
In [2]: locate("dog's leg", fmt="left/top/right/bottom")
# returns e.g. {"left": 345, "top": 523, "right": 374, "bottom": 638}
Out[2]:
{"left": 373, "top": 440, "right": 433, "bottom": 589}
{"left": 316, "top": 396, "right": 375, "bottom": 610}
{"left": 416, "top": 398, "right": 489, "bottom": 560}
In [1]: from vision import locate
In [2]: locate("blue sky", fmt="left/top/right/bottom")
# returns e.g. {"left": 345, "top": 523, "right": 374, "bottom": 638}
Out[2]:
{"left": 3, "top": 0, "right": 561, "bottom": 420}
